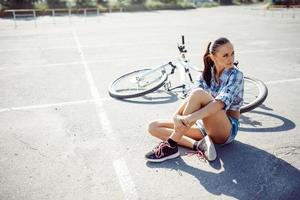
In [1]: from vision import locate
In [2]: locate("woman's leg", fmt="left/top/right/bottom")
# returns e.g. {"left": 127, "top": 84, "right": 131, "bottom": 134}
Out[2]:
{"left": 145, "top": 88, "right": 231, "bottom": 162}
{"left": 148, "top": 120, "right": 203, "bottom": 149}
{"left": 170, "top": 88, "right": 232, "bottom": 144}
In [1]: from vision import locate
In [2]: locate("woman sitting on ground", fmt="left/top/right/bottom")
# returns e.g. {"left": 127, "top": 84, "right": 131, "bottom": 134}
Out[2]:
{"left": 145, "top": 37, "right": 244, "bottom": 162}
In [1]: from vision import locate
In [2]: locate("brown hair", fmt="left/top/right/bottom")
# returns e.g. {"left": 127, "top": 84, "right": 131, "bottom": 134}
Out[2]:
{"left": 203, "top": 37, "right": 230, "bottom": 87}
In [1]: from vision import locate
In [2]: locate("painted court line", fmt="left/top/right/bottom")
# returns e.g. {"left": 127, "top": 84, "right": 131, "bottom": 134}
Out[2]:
{"left": 72, "top": 28, "right": 138, "bottom": 200}
{"left": 113, "top": 159, "right": 138, "bottom": 200}
{"left": 0, "top": 98, "right": 111, "bottom": 113}
{"left": 265, "top": 78, "right": 300, "bottom": 85}
{"left": 0, "top": 55, "right": 172, "bottom": 71}
{"left": 1, "top": 40, "right": 299, "bottom": 53}
{"left": 1, "top": 78, "right": 300, "bottom": 113}
{"left": 0, "top": 41, "right": 169, "bottom": 52}
{"left": 1, "top": 47, "right": 300, "bottom": 71}
{"left": 239, "top": 47, "right": 300, "bottom": 54}
{"left": 0, "top": 99, "right": 93, "bottom": 112}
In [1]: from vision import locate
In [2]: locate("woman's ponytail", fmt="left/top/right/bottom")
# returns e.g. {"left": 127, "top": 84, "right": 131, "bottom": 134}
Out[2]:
{"left": 202, "top": 37, "right": 230, "bottom": 87}
{"left": 203, "top": 42, "right": 214, "bottom": 87}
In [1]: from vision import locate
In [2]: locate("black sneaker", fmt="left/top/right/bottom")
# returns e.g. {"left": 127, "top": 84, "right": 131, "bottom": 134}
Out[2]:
{"left": 145, "top": 141, "right": 180, "bottom": 162}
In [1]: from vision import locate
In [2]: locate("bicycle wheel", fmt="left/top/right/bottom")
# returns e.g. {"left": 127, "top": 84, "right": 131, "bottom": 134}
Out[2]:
{"left": 108, "top": 68, "right": 168, "bottom": 99}
{"left": 241, "top": 77, "right": 268, "bottom": 114}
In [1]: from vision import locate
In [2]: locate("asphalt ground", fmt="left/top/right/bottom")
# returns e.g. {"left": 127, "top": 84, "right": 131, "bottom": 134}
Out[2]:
{"left": 1, "top": 4, "right": 300, "bottom": 200}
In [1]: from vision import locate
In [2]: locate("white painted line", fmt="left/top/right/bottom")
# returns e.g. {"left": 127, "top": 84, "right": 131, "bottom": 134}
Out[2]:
{"left": 0, "top": 46, "right": 76, "bottom": 52}
{"left": 43, "top": 61, "right": 83, "bottom": 67}
{"left": 113, "top": 159, "right": 139, "bottom": 200}
{"left": 0, "top": 98, "right": 112, "bottom": 113}
{"left": 239, "top": 47, "right": 300, "bottom": 54}
{"left": 1, "top": 43, "right": 300, "bottom": 54}
{"left": 1, "top": 47, "right": 300, "bottom": 71}
{"left": 1, "top": 77, "right": 299, "bottom": 113}
{"left": 0, "top": 41, "right": 170, "bottom": 52}
{"left": 265, "top": 78, "right": 300, "bottom": 85}
{"left": 72, "top": 28, "right": 138, "bottom": 199}
{"left": 0, "top": 55, "right": 172, "bottom": 71}
{"left": 0, "top": 108, "right": 10, "bottom": 113}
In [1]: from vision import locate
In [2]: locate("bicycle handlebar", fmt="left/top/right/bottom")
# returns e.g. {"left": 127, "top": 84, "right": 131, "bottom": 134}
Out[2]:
{"left": 178, "top": 35, "right": 187, "bottom": 54}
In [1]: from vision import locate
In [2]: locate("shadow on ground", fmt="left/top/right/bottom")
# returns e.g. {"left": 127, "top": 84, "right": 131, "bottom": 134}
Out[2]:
{"left": 240, "top": 110, "right": 296, "bottom": 132}
{"left": 146, "top": 141, "right": 300, "bottom": 199}
{"left": 113, "top": 90, "right": 179, "bottom": 104}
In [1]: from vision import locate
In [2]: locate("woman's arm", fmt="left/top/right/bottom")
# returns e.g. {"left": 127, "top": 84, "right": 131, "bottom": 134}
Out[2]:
{"left": 184, "top": 100, "right": 224, "bottom": 125}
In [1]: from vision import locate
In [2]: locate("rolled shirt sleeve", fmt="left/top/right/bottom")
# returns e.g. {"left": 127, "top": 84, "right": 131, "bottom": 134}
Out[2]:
{"left": 215, "top": 70, "right": 244, "bottom": 110}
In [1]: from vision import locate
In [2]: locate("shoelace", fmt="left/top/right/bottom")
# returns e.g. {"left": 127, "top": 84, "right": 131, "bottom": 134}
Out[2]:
{"left": 186, "top": 150, "right": 206, "bottom": 162}
{"left": 153, "top": 142, "right": 170, "bottom": 158}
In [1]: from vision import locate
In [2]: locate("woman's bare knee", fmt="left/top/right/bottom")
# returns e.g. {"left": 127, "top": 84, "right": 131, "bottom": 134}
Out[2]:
{"left": 190, "top": 88, "right": 212, "bottom": 100}
{"left": 188, "top": 88, "right": 213, "bottom": 106}
{"left": 189, "top": 88, "right": 205, "bottom": 97}
{"left": 148, "top": 120, "right": 160, "bottom": 136}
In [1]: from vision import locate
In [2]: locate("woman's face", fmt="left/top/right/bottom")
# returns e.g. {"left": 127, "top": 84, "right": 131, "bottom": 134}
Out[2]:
{"left": 211, "top": 42, "right": 235, "bottom": 69}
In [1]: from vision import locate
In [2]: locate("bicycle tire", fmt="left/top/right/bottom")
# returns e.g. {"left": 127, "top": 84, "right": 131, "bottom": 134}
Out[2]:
{"left": 108, "top": 68, "right": 168, "bottom": 99}
{"left": 241, "top": 77, "right": 268, "bottom": 114}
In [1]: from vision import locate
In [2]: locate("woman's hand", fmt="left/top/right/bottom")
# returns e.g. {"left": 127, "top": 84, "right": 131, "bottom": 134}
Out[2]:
{"left": 181, "top": 114, "right": 195, "bottom": 127}
{"left": 173, "top": 115, "right": 193, "bottom": 133}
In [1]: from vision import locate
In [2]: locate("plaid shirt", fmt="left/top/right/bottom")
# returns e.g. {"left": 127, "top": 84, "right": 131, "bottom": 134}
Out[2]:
{"left": 195, "top": 66, "right": 244, "bottom": 111}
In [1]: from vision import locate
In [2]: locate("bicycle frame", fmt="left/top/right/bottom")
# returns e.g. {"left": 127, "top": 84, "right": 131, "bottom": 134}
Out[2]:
{"left": 167, "top": 59, "right": 195, "bottom": 96}
{"left": 136, "top": 37, "right": 198, "bottom": 98}
{"left": 133, "top": 60, "right": 194, "bottom": 97}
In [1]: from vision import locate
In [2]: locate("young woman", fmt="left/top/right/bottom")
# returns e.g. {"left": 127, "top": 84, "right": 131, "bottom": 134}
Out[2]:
{"left": 145, "top": 37, "right": 244, "bottom": 162}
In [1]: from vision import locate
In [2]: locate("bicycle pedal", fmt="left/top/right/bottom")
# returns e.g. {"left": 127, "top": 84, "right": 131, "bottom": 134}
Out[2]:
{"left": 177, "top": 92, "right": 188, "bottom": 99}
{"left": 164, "top": 81, "right": 172, "bottom": 91}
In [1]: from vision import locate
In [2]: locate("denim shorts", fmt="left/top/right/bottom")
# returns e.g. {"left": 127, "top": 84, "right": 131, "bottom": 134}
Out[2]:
{"left": 196, "top": 116, "right": 239, "bottom": 145}
{"left": 223, "top": 116, "right": 239, "bottom": 145}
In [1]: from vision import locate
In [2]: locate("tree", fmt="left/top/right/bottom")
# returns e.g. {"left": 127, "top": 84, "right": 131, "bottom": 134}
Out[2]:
{"left": 217, "top": 0, "right": 233, "bottom": 5}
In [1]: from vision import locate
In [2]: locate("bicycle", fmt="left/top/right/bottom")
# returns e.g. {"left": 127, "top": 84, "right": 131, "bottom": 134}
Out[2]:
{"left": 108, "top": 36, "right": 268, "bottom": 114}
